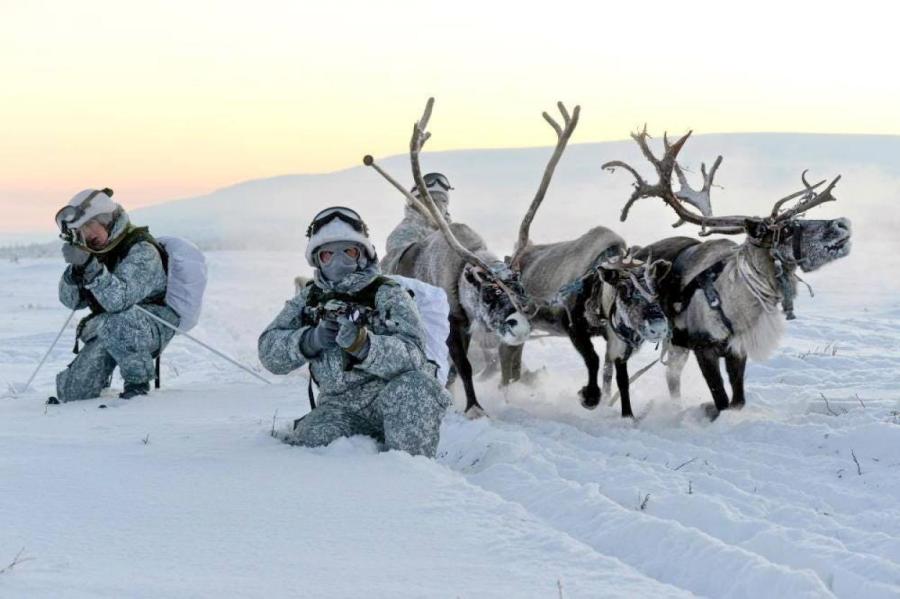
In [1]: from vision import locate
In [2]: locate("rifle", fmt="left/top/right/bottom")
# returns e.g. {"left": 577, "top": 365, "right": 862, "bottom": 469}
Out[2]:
{"left": 303, "top": 299, "right": 377, "bottom": 327}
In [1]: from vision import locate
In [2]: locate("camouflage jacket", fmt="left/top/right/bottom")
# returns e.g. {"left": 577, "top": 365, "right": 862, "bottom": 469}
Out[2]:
{"left": 59, "top": 213, "right": 173, "bottom": 331}
{"left": 258, "top": 280, "right": 430, "bottom": 397}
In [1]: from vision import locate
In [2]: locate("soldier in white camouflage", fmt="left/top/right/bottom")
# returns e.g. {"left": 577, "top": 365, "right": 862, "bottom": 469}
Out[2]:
{"left": 258, "top": 206, "right": 451, "bottom": 457}
{"left": 52, "top": 189, "right": 179, "bottom": 403}
{"left": 381, "top": 172, "right": 452, "bottom": 274}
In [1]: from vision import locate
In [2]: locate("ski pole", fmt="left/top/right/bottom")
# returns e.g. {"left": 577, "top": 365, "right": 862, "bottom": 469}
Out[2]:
{"left": 20, "top": 308, "right": 78, "bottom": 394}
{"left": 135, "top": 305, "right": 272, "bottom": 385}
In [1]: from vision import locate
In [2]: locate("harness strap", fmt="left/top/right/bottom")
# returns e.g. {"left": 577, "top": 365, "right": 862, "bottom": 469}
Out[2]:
{"left": 307, "top": 377, "right": 316, "bottom": 411}
{"left": 678, "top": 260, "right": 734, "bottom": 335}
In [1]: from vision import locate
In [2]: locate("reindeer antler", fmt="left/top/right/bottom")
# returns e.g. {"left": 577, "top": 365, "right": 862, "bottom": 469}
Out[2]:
{"left": 406, "top": 99, "right": 497, "bottom": 274}
{"left": 512, "top": 102, "right": 581, "bottom": 260}
{"left": 603, "top": 128, "right": 751, "bottom": 232}
{"left": 771, "top": 170, "right": 841, "bottom": 221}
{"left": 409, "top": 98, "right": 536, "bottom": 315}
{"left": 670, "top": 142, "right": 722, "bottom": 227}
{"left": 605, "top": 129, "right": 843, "bottom": 234}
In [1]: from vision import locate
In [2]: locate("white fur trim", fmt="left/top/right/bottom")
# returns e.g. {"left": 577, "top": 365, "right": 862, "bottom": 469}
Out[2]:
{"left": 305, "top": 218, "right": 376, "bottom": 266}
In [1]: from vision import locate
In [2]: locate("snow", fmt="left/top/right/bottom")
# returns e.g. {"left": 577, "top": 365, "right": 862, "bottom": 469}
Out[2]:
{"left": 2, "top": 246, "right": 899, "bottom": 595}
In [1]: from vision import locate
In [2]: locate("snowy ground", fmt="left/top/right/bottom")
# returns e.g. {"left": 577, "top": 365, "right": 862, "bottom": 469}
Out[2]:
{"left": 1, "top": 252, "right": 899, "bottom": 598}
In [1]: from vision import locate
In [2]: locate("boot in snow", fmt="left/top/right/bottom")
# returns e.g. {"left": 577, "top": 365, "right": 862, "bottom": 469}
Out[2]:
{"left": 46, "top": 396, "right": 60, "bottom": 405}
{"left": 119, "top": 382, "right": 149, "bottom": 400}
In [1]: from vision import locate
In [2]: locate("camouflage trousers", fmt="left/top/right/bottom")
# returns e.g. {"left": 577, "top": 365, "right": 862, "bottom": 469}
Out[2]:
{"left": 56, "top": 306, "right": 177, "bottom": 402}
{"left": 286, "top": 369, "right": 452, "bottom": 458}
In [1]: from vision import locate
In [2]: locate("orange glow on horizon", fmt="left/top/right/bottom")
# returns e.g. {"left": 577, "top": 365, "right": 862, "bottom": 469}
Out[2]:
{"left": 3, "top": 0, "right": 898, "bottom": 232}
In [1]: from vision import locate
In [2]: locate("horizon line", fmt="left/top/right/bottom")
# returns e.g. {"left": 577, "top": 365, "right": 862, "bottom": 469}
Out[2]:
{"left": 3, "top": 130, "right": 897, "bottom": 237}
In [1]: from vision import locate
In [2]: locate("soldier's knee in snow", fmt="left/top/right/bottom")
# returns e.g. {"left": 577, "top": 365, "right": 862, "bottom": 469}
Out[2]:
{"left": 380, "top": 369, "right": 451, "bottom": 411}
{"left": 55, "top": 343, "right": 115, "bottom": 402}
{"left": 287, "top": 423, "right": 346, "bottom": 448}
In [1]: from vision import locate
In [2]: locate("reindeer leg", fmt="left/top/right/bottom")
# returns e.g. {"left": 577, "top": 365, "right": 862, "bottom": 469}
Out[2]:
{"left": 614, "top": 358, "right": 634, "bottom": 418}
{"left": 725, "top": 352, "right": 747, "bottom": 409}
{"left": 499, "top": 343, "right": 523, "bottom": 386}
{"left": 448, "top": 316, "right": 482, "bottom": 416}
{"left": 694, "top": 347, "right": 730, "bottom": 418}
{"left": 473, "top": 331, "right": 501, "bottom": 381}
{"left": 567, "top": 322, "right": 601, "bottom": 409}
{"left": 601, "top": 354, "right": 614, "bottom": 397}
{"left": 665, "top": 345, "right": 690, "bottom": 399}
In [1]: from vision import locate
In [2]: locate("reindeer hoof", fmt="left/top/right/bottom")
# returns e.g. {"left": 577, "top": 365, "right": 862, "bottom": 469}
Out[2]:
{"left": 579, "top": 386, "right": 601, "bottom": 410}
{"left": 730, "top": 399, "right": 746, "bottom": 410}
{"left": 518, "top": 368, "right": 543, "bottom": 387}
{"left": 465, "top": 405, "right": 487, "bottom": 420}
{"left": 702, "top": 403, "right": 722, "bottom": 421}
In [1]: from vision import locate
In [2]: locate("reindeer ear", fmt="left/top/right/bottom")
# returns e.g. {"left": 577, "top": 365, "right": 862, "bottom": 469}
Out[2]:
{"left": 745, "top": 218, "right": 766, "bottom": 239}
{"left": 651, "top": 260, "right": 672, "bottom": 281}
{"left": 596, "top": 264, "right": 619, "bottom": 285}
{"left": 463, "top": 265, "right": 483, "bottom": 287}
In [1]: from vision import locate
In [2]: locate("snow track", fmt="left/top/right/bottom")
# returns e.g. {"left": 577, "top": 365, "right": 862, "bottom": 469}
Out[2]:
{"left": 2, "top": 254, "right": 898, "bottom": 598}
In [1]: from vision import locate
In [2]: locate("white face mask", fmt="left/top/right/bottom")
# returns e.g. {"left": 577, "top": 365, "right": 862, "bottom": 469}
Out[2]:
{"left": 316, "top": 241, "right": 367, "bottom": 281}
{"left": 429, "top": 189, "right": 449, "bottom": 204}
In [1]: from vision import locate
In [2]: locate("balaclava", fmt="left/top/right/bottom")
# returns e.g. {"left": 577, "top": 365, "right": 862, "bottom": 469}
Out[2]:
{"left": 315, "top": 241, "right": 369, "bottom": 281}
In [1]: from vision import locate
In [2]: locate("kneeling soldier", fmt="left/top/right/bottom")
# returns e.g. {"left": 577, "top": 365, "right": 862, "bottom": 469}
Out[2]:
{"left": 53, "top": 189, "right": 178, "bottom": 402}
{"left": 258, "top": 207, "right": 451, "bottom": 457}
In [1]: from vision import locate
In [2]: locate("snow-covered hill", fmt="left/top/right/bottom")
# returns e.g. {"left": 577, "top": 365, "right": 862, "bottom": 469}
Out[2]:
{"left": 1, "top": 250, "right": 898, "bottom": 598}
{"left": 124, "top": 133, "right": 899, "bottom": 255}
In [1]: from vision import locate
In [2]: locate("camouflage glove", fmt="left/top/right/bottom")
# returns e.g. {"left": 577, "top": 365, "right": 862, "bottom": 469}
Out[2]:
{"left": 62, "top": 243, "right": 90, "bottom": 266}
{"left": 299, "top": 318, "right": 340, "bottom": 358}
{"left": 336, "top": 316, "right": 369, "bottom": 357}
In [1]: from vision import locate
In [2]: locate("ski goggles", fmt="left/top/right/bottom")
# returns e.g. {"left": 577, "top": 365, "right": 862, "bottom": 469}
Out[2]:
{"left": 54, "top": 188, "right": 112, "bottom": 234}
{"left": 318, "top": 245, "right": 361, "bottom": 265}
{"left": 410, "top": 172, "right": 453, "bottom": 193}
{"left": 306, "top": 206, "right": 369, "bottom": 238}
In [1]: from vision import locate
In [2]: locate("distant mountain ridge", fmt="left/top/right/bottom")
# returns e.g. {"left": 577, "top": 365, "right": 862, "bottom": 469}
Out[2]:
{"left": 5, "top": 133, "right": 898, "bottom": 255}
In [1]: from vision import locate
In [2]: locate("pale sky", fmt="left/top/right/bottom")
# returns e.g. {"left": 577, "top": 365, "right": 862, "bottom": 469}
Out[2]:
{"left": 2, "top": 0, "right": 898, "bottom": 232}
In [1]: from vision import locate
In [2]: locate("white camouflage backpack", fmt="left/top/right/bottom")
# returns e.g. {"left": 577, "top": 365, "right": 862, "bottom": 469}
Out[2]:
{"left": 157, "top": 236, "right": 208, "bottom": 331}
{"left": 388, "top": 275, "right": 451, "bottom": 385}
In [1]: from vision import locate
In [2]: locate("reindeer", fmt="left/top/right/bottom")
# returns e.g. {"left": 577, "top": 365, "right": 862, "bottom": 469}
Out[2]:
{"left": 499, "top": 116, "right": 701, "bottom": 418}
{"left": 364, "top": 99, "right": 535, "bottom": 417}
{"left": 604, "top": 130, "right": 852, "bottom": 418}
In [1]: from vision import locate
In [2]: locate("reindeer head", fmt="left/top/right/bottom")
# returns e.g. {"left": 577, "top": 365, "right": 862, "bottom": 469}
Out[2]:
{"left": 745, "top": 172, "right": 852, "bottom": 272}
{"left": 604, "top": 130, "right": 852, "bottom": 274}
{"left": 744, "top": 217, "right": 852, "bottom": 273}
{"left": 597, "top": 254, "right": 670, "bottom": 343}
{"left": 462, "top": 262, "right": 532, "bottom": 346}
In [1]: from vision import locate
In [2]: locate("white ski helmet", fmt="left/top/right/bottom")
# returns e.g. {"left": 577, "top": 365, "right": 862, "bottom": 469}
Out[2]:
{"left": 305, "top": 206, "right": 377, "bottom": 267}
{"left": 55, "top": 188, "right": 122, "bottom": 233}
